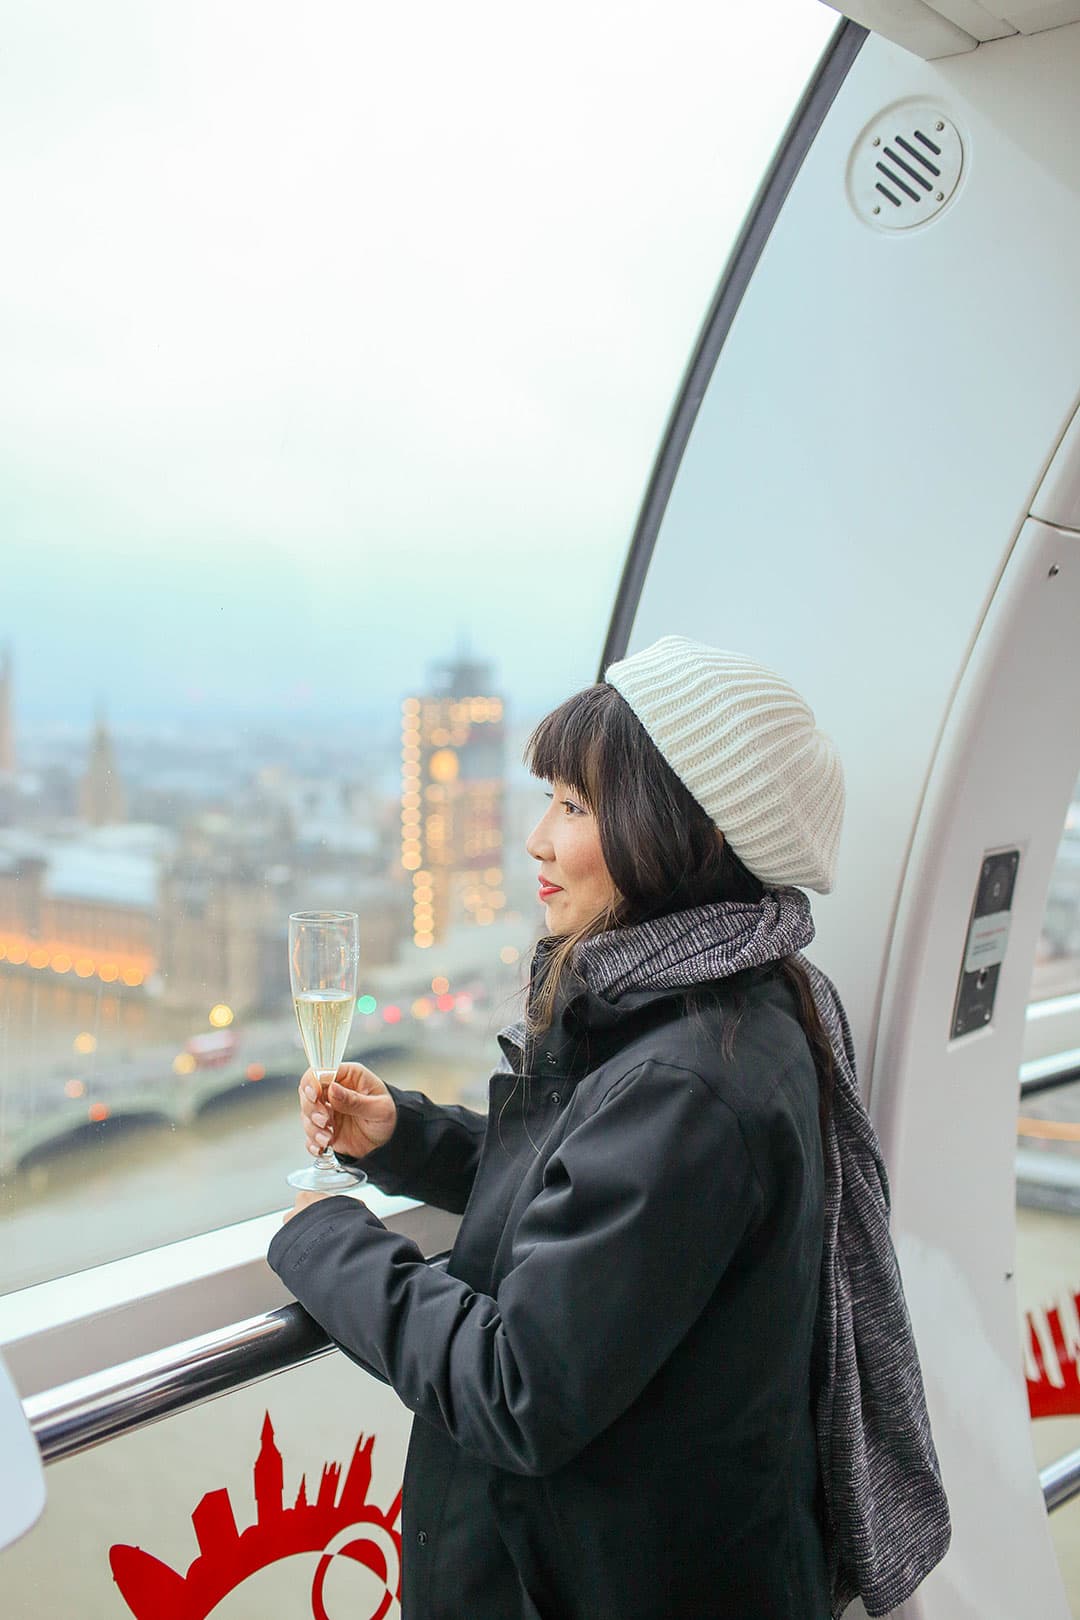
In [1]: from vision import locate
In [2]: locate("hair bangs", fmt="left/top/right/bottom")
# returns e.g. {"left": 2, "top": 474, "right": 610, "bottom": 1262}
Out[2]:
{"left": 524, "top": 684, "right": 615, "bottom": 808}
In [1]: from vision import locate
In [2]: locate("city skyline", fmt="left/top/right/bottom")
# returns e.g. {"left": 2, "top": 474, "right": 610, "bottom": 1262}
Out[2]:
{"left": 0, "top": 632, "right": 548, "bottom": 789}
{"left": 0, "top": 624, "right": 595, "bottom": 750}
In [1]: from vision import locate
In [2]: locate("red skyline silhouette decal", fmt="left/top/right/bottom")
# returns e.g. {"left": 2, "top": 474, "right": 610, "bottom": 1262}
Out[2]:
{"left": 1026, "top": 1284, "right": 1080, "bottom": 1420}
{"left": 109, "top": 1413, "right": 402, "bottom": 1620}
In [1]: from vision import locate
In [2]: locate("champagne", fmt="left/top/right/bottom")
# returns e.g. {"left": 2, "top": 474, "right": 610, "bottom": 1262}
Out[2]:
{"left": 294, "top": 989, "right": 354, "bottom": 1083}
{"left": 286, "top": 910, "right": 362, "bottom": 1192}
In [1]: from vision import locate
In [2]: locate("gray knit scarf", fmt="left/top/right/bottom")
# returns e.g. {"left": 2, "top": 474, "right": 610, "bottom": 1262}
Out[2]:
{"left": 500, "top": 888, "right": 950, "bottom": 1619}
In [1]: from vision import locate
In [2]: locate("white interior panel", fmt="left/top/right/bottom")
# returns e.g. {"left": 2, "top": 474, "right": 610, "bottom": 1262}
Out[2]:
{"left": 874, "top": 516, "right": 1080, "bottom": 1618}
{"left": 1001, "top": 0, "right": 1080, "bottom": 27}
{"left": 932, "top": 0, "right": 1017, "bottom": 37}
{"left": 629, "top": 22, "right": 1080, "bottom": 1072}
{"left": 821, "top": 0, "right": 979, "bottom": 53}
{"left": 823, "top": 0, "right": 1080, "bottom": 50}
{"left": 625, "top": 22, "right": 1080, "bottom": 1619}
{"left": 0, "top": 1353, "right": 44, "bottom": 1554}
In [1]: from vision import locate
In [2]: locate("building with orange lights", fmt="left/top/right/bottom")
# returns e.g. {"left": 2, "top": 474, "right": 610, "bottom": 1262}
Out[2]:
{"left": 0, "top": 832, "right": 162, "bottom": 994}
{"left": 401, "top": 654, "right": 505, "bottom": 947}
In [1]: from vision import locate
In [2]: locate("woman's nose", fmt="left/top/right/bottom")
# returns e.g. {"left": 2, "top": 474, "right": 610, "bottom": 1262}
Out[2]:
{"left": 525, "top": 815, "right": 553, "bottom": 863}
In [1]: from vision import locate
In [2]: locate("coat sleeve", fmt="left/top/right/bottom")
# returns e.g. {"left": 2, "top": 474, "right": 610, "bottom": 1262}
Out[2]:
{"left": 268, "top": 1060, "right": 764, "bottom": 1476}
{"left": 337, "top": 1084, "right": 488, "bottom": 1214}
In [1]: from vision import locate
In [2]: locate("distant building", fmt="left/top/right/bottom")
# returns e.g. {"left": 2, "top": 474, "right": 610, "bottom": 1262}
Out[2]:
{"left": 80, "top": 708, "right": 127, "bottom": 826}
{"left": 401, "top": 653, "right": 505, "bottom": 946}
{"left": 0, "top": 643, "right": 15, "bottom": 774}
{"left": 252, "top": 767, "right": 383, "bottom": 862}
{"left": 0, "top": 827, "right": 165, "bottom": 991}
{"left": 158, "top": 852, "right": 278, "bottom": 1016}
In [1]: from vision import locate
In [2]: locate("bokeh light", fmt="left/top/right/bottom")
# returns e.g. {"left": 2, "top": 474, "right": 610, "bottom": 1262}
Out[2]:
{"left": 429, "top": 748, "right": 459, "bottom": 783}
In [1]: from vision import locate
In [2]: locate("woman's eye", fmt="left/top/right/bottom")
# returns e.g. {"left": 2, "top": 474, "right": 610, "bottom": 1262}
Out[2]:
{"left": 543, "top": 786, "right": 584, "bottom": 814}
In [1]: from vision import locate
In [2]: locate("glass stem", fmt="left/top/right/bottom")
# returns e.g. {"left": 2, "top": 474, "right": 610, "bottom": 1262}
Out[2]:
{"left": 318, "top": 1073, "right": 341, "bottom": 1169}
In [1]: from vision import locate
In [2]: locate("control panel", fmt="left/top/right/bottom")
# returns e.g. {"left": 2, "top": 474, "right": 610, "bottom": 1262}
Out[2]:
{"left": 951, "top": 849, "right": 1020, "bottom": 1039}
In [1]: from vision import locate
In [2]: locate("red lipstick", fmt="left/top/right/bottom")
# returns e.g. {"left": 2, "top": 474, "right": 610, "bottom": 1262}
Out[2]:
{"left": 538, "top": 877, "right": 563, "bottom": 901}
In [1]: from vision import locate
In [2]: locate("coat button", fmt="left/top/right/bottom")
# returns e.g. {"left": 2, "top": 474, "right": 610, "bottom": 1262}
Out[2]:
{"left": 548, "top": 1091, "right": 561, "bottom": 1106}
{"left": 544, "top": 1052, "right": 557, "bottom": 1065}
{"left": 417, "top": 1530, "right": 428, "bottom": 1546}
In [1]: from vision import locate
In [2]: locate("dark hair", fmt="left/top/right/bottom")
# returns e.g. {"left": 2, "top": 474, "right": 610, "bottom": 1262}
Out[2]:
{"left": 525, "top": 682, "right": 835, "bottom": 1145}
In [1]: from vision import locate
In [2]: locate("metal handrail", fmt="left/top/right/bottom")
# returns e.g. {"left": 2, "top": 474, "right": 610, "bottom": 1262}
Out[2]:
{"left": 1019, "top": 1048, "right": 1080, "bottom": 1099}
{"left": 21, "top": 1299, "right": 1080, "bottom": 1518}
{"left": 15, "top": 1055, "right": 1080, "bottom": 1486}
{"left": 23, "top": 1303, "right": 332, "bottom": 1466}
{"left": 1041, "top": 1446, "right": 1080, "bottom": 1513}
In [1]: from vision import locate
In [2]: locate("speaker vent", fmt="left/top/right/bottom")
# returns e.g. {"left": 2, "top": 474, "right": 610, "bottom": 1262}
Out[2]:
{"left": 848, "top": 104, "right": 964, "bottom": 232}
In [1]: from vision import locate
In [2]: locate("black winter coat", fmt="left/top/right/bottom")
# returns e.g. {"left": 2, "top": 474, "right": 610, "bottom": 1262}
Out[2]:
{"left": 268, "top": 966, "right": 830, "bottom": 1620}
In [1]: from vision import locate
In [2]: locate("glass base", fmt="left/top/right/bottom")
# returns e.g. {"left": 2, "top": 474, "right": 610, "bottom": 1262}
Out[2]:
{"left": 287, "top": 1159, "right": 367, "bottom": 1192}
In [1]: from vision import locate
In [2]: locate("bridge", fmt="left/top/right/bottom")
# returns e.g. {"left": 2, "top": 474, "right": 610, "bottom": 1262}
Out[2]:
{"left": 0, "top": 1017, "right": 494, "bottom": 1176}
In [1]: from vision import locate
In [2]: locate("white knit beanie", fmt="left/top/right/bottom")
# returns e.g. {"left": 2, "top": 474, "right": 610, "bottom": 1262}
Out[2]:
{"left": 605, "top": 636, "right": 844, "bottom": 893}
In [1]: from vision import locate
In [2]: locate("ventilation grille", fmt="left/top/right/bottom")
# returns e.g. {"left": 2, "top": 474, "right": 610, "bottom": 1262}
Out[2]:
{"left": 847, "top": 104, "right": 964, "bottom": 232}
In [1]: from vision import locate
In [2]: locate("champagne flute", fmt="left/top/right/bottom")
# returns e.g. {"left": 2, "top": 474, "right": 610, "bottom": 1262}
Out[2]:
{"left": 287, "top": 910, "right": 366, "bottom": 1192}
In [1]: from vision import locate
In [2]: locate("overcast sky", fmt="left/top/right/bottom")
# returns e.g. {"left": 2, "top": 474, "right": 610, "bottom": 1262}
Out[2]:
{"left": 1, "top": 1, "right": 834, "bottom": 732}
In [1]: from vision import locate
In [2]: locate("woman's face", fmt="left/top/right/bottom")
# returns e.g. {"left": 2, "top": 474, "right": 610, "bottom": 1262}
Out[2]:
{"left": 525, "top": 779, "right": 619, "bottom": 935}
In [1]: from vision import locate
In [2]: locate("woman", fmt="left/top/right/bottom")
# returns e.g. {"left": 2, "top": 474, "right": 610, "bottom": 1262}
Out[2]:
{"left": 268, "top": 636, "right": 950, "bottom": 1619}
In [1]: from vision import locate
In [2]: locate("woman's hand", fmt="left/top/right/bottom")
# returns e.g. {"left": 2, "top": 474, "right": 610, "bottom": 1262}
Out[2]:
{"left": 282, "top": 1188, "right": 333, "bottom": 1223}
{"left": 299, "top": 1061, "right": 397, "bottom": 1162}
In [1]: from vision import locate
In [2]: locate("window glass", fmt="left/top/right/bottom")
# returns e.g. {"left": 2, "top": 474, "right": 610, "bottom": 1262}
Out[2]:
{"left": 1015, "top": 1140, "right": 1080, "bottom": 1609}
{"left": 1031, "top": 771, "right": 1080, "bottom": 1002}
{"left": 0, "top": 0, "right": 836, "bottom": 1292}
{"left": 1020, "top": 775, "right": 1080, "bottom": 1607}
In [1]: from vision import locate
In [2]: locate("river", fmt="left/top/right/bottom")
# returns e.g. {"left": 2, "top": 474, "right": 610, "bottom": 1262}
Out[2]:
{"left": 0, "top": 1052, "right": 477, "bottom": 1295}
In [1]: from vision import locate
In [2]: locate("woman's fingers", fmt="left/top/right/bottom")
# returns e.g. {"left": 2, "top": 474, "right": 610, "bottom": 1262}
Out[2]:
{"left": 297, "top": 1076, "right": 327, "bottom": 1127}
{"left": 332, "top": 1062, "right": 384, "bottom": 1095}
{"left": 296, "top": 1062, "right": 393, "bottom": 1159}
{"left": 327, "top": 1079, "right": 381, "bottom": 1109}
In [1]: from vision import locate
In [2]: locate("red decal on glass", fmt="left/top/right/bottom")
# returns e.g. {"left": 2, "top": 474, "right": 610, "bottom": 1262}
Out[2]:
{"left": 1026, "top": 1286, "right": 1080, "bottom": 1419}
{"left": 109, "top": 1413, "right": 402, "bottom": 1619}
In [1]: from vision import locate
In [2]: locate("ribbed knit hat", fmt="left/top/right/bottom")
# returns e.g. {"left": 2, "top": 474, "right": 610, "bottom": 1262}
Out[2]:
{"left": 605, "top": 636, "right": 844, "bottom": 893}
